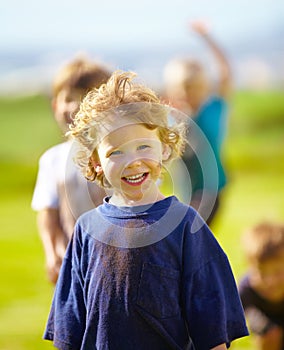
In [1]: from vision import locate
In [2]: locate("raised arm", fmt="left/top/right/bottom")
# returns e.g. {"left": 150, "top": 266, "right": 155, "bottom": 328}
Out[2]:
{"left": 37, "top": 208, "right": 68, "bottom": 284}
{"left": 190, "top": 20, "right": 232, "bottom": 97}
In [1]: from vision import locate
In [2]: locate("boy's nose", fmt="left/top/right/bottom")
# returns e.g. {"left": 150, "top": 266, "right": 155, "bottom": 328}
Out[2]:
{"left": 126, "top": 158, "right": 142, "bottom": 168}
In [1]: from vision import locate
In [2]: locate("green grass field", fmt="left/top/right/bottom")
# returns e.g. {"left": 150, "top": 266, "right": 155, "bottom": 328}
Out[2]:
{"left": 0, "top": 90, "right": 284, "bottom": 349}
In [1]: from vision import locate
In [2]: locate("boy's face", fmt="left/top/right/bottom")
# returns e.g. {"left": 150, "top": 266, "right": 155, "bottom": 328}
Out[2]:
{"left": 250, "top": 249, "right": 284, "bottom": 302}
{"left": 166, "top": 74, "right": 209, "bottom": 113}
{"left": 53, "top": 88, "right": 82, "bottom": 134}
{"left": 183, "top": 79, "right": 209, "bottom": 110}
{"left": 95, "top": 123, "right": 168, "bottom": 206}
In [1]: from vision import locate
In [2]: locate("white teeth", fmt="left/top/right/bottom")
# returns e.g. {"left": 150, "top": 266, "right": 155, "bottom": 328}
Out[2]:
{"left": 124, "top": 173, "right": 145, "bottom": 183}
{"left": 126, "top": 173, "right": 143, "bottom": 180}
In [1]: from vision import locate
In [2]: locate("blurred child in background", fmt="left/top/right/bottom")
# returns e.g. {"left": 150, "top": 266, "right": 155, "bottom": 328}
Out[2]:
{"left": 163, "top": 20, "right": 232, "bottom": 226}
{"left": 31, "top": 56, "right": 111, "bottom": 284}
{"left": 43, "top": 70, "right": 248, "bottom": 350}
{"left": 239, "top": 222, "right": 284, "bottom": 350}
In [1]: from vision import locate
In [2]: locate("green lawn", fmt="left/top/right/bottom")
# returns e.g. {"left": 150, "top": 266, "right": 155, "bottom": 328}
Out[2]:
{"left": 0, "top": 91, "right": 283, "bottom": 349}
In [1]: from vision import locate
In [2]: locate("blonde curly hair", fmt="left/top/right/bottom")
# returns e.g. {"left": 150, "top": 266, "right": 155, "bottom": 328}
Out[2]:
{"left": 69, "top": 70, "right": 187, "bottom": 188}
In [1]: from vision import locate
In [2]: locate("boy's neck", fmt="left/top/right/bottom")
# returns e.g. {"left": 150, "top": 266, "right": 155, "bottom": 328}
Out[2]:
{"left": 109, "top": 190, "right": 165, "bottom": 207}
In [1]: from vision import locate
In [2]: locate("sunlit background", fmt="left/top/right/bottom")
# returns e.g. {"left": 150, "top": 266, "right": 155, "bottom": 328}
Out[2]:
{"left": 0, "top": 1, "right": 284, "bottom": 349}
{"left": 1, "top": 0, "right": 283, "bottom": 94}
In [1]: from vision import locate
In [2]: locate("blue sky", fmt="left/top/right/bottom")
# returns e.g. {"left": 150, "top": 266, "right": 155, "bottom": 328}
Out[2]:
{"left": 1, "top": 0, "right": 283, "bottom": 50}
{"left": 0, "top": 0, "right": 283, "bottom": 93}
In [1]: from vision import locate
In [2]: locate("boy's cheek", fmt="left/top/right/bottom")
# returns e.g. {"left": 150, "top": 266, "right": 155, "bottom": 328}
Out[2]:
{"left": 103, "top": 161, "right": 121, "bottom": 177}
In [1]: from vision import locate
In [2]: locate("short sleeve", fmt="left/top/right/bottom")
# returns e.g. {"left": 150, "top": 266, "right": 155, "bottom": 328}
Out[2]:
{"left": 182, "top": 221, "right": 248, "bottom": 349}
{"left": 31, "top": 151, "right": 59, "bottom": 210}
{"left": 43, "top": 225, "right": 86, "bottom": 350}
{"left": 186, "top": 255, "right": 248, "bottom": 348}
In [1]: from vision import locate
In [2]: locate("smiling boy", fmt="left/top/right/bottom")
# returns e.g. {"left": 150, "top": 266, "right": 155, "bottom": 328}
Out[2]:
{"left": 43, "top": 70, "right": 248, "bottom": 349}
{"left": 93, "top": 123, "right": 169, "bottom": 206}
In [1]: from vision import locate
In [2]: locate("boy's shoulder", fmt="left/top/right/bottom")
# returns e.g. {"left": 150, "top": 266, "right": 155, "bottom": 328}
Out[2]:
{"left": 40, "top": 141, "right": 71, "bottom": 157}
{"left": 75, "top": 206, "right": 103, "bottom": 233}
{"left": 39, "top": 141, "right": 71, "bottom": 165}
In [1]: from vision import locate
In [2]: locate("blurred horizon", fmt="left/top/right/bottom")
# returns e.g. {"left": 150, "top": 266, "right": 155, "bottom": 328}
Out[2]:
{"left": 1, "top": 2, "right": 284, "bottom": 349}
{"left": 1, "top": 0, "right": 284, "bottom": 95}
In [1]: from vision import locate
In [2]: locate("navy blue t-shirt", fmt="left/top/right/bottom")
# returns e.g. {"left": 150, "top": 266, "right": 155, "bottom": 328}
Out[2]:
{"left": 44, "top": 196, "right": 248, "bottom": 349}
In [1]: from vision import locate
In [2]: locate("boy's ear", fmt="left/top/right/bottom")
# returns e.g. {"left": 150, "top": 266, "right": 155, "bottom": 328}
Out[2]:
{"left": 90, "top": 157, "right": 103, "bottom": 175}
{"left": 162, "top": 144, "right": 172, "bottom": 161}
{"left": 95, "top": 165, "right": 103, "bottom": 175}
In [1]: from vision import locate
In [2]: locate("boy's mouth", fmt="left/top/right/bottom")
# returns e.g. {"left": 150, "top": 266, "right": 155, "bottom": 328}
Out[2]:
{"left": 122, "top": 173, "right": 148, "bottom": 185}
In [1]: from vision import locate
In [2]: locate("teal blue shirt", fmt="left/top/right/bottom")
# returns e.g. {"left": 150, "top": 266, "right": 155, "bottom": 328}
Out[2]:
{"left": 183, "top": 96, "right": 228, "bottom": 193}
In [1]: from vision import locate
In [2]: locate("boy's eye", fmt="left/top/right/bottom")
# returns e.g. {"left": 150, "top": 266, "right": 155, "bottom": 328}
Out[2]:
{"left": 137, "top": 145, "right": 150, "bottom": 151}
{"left": 109, "top": 150, "right": 122, "bottom": 156}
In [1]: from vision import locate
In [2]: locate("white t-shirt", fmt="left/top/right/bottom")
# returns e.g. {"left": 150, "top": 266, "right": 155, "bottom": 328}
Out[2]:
{"left": 32, "top": 141, "right": 105, "bottom": 237}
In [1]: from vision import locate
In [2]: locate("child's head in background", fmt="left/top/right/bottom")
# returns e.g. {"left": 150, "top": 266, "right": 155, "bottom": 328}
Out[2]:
{"left": 69, "top": 70, "right": 187, "bottom": 206}
{"left": 52, "top": 56, "right": 111, "bottom": 134}
{"left": 242, "top": 221, "right": 284, "bottom": 302}
{"left": 163, "top": 58, "right": 210, "bottom": 113}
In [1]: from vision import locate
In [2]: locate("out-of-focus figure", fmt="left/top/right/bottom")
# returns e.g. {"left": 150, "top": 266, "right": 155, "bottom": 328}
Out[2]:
{"left": 239, "top": 222, "right": 284, "bottom": 350}
{"left": 32, "top": 56, "right": 111, "bottom": 284}
{"left": 164, "top": 20, "right": 232, "bottom": 226}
